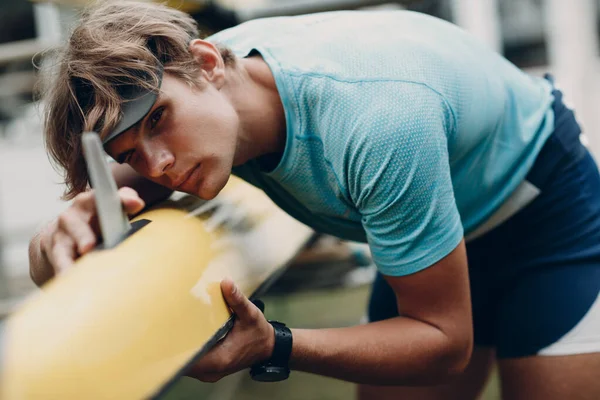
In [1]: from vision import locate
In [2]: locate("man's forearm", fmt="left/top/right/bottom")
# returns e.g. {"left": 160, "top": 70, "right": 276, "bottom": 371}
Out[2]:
{"left": 289, "top": 316, "right": 472, "bottom": 386}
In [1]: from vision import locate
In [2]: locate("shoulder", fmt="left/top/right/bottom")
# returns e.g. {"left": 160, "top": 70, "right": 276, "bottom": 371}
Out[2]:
{"left": 311, "top": 79, "right": 456, "bottom": 159}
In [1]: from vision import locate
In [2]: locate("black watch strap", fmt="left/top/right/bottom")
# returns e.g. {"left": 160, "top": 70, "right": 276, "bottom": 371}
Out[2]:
{"left": 249, "top": 299, "right": 293, "bottom": 382}
{"left": 268, "top": 321, "right": 293, "bottom": 366}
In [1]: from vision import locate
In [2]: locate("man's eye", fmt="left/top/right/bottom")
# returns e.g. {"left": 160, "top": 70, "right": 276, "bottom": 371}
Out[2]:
{"left": 124, "top": 151, "right": 135, "bottom": 164}
{"left": 150, "top": 107, "right": 164, "bottom": 129}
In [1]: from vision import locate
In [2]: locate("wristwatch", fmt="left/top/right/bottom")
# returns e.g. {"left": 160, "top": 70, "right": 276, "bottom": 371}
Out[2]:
{"left": 250, "top": 320, "right": 293, "bottom": 382}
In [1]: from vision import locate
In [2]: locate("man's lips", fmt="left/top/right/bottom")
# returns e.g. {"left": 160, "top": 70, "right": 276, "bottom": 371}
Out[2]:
{"left": 174, "top": 165, "right": 199, "bottom": 190}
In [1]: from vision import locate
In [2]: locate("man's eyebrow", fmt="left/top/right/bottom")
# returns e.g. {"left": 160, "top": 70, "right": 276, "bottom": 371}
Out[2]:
{"left": 113, "top": 91, "right": 164, "bottom": 163}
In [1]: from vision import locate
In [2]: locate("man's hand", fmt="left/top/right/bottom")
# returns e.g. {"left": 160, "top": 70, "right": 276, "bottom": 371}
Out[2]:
{"left": 29, "top": 187, "right": 145, "bottom": 286}
{"left": 186, "top": 279, "right": 275, "bottom": 383}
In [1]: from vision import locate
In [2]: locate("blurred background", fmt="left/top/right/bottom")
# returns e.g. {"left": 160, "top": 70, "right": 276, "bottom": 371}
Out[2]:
{"left": 1, "top": 0, "right": 600, "bottom": 398}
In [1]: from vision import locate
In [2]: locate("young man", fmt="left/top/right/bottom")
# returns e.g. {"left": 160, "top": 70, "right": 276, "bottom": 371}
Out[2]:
{"left": 29, "top": 2, "right": 600, "bottom": 399}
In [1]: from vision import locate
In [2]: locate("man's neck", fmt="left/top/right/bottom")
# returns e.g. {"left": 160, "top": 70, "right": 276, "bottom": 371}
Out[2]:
{"left": 231, "top": 55, "right": 287, "bottom": 166}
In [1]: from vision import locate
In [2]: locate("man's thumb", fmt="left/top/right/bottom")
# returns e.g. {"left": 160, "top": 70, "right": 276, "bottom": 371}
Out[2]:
{"left": 221, "top": 279, "right": 252, "bottom": 320}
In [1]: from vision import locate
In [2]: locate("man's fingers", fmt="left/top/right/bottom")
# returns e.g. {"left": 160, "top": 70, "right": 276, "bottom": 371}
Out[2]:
{"left": 71, "top": 191, "right": 98, "bottom": 214}
{"left": 118, "top": 187, "right": 145, "bottom": 215}
{"left": 221, "top": 279, "right": 259, "bottom": 324}
{"left": 73, "top": 188, "right": 145, "bottom": 219}
{"left": 48, "top": 231, "right": 76, "bottom": 274}
{"left": 56, "top": 211, "right": 97, "bottom": 255}
{"left": 34, "top": 187, "right": 145, "bottom": 282}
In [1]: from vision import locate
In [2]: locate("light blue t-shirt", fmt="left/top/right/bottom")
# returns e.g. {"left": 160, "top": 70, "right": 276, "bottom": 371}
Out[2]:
{"left": 208, "top": 11, "right": 555, "bottom": 276}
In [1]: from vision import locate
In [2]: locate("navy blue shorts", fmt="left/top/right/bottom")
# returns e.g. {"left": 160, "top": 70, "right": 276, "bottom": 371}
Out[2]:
{"left": 368, "top": 81, "right": 600, "bottom": 359}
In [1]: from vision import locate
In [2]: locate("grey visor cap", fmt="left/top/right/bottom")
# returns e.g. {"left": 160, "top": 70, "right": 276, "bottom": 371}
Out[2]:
{"left": 101, "top": 64, "right": 164, "bottom": 145}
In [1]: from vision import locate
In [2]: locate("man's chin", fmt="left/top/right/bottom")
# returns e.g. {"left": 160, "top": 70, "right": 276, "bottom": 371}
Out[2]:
{"left": 195, "top": 174, "right": 230, "bottom": 200}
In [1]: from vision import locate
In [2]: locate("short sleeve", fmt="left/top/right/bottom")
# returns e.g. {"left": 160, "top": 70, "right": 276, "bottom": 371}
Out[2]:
{"left": 347, "top": 82, "right": 463, "bottom": 276}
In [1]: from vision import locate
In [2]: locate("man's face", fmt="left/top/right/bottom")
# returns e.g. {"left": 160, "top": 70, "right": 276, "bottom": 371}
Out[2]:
{"left": 106, "top": 72, "right": 240, "bottom": 200}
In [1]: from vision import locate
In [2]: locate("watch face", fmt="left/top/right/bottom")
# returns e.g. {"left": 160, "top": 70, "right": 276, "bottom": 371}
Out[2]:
{"left": 251, "top": 365, "right": 290, "bottom": 382}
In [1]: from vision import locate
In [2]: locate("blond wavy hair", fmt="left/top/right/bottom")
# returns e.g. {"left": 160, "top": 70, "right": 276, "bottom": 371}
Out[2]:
{"left": 39, "top": 0, "right": 235, "bottom": 199}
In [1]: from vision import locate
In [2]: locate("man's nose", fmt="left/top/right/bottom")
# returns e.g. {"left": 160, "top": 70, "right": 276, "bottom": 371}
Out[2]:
{"left": 145, "top": 147, "right": 174, "bottom": 178}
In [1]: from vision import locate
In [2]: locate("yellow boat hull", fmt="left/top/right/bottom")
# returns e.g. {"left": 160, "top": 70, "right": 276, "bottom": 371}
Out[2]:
{"left": 0, "top": 176, "right": 313, "bottom": 399}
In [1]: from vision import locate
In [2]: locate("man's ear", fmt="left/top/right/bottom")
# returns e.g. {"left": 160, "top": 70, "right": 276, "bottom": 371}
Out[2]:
{"left": 188, "top": 39, "right": 226, "bottom": 88}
